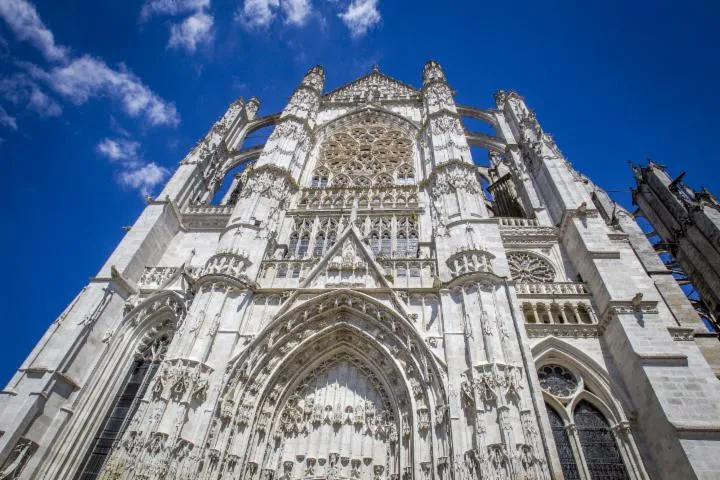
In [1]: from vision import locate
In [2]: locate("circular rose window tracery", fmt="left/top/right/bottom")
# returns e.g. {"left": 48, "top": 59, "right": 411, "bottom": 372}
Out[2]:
{"left": 537, "top": 364, "right": 579, "bottom": 398}
{"left": 317, "top": 113, "right": 414, "bottom": 187}
{"left": 507, "top": 252, "right": 555, "bottom": 283}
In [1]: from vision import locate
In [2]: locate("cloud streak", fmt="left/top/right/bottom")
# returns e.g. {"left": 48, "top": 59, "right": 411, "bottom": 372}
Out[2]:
{"left": 96, "top": 137, "right": 169, "bottom": 196}
{"left": 0, "top": 0, "right": 67, "bottom": 61}
{"left": 0, "top": 0, "right": 179, "bottom": 127}
{"left": 0, "top": 105, "right": 17, "bottom": 130}
{"left": 141, "top": 0, "right": 215, "bottom": 54}
{"left": 168, "top": 10, "right": 214, "bottom": 53}
{"left": 24, "top": 56, "right": 179, "bottom": 126}
{"left": 140, "top": 0, "right": 210, "bottom": 20}
{"left": 236, "top": 0, "right": 378, "bottom": 36}
{"left": 339, "top": 0, "right": 380, "bottom": 38}
{"left": 236, "top": 0, "right": 311, "bottom": 29}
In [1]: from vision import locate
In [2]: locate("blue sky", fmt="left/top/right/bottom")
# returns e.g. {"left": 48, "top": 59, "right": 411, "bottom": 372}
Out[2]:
{"left": 0, "top": 0, "right": 718, "bottom": 385}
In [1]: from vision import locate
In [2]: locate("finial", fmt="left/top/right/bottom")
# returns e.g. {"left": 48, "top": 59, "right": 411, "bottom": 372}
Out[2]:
{"left": 372, "top": 64, "right": 379, "bottom": 73}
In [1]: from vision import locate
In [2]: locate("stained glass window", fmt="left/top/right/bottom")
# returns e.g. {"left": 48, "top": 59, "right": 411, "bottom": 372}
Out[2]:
{"left": 546, "top": 404, "right": 581, "bottom": 480}
{"left": 538, "top": 364, "right": 579, "bottom": 397}
{"left": 575, "top": 401, "right": 630, "bottom": 480}
{"left": 76, "top": 337, "right": 168, "bottom": 480}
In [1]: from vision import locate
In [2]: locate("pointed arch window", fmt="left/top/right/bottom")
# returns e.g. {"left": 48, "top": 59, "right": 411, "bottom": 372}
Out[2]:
{"left": 538, "top": 364, "right": 633, "bottom": 480}
{"left": 76, "top": 336, "right": 170, "bottom": 480}
{"left": 546, "top": 404, "right": 581, "bottom": 480}
{"left": 380, "top": 232, "right": 392, "bottom": 256}
{"left": 313, "top": 232, "right": 326, "bottom": 257}
{"left": 311, "top": 168, "right": 329, "bottom": 188}
{"left": 288, "top": 233, "right": 299, "bottom": 258}
{"left": 396, "top": 232, "right": 408, "bottom": 257}
{"left": 575, "top": 401, "right": 630, "bottom": 480}
{"left": 297, "top": 234, "right": 310, "bottom": 258}
{"left": 370, "top": 232, "right": 381, "bottom": 255}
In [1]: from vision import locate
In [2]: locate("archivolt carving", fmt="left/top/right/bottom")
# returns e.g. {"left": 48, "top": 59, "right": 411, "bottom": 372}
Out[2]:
{"left": 205, "top": 291, "right": 448, "bottom": 479}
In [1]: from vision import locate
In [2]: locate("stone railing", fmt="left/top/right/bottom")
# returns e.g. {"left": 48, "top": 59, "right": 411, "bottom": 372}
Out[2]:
{"left": 201, "top": 250, "right": 251, "bottom": 279}
{"left": 515, "top": 282, "right": 589, "bottom": 296}
{"left": 183, "top": 204, "right": 235, "bottom": 216}
{"left": 446, "top": 247, "right": 495, "bottom": 278}
{"left": 496, "top": 217, "right": 539, "bottom": 227}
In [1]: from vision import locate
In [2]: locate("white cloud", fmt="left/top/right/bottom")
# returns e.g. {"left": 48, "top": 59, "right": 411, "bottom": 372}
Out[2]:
{"left": 281, "top": 0, "right": 311, "bottom": 26}
{"left": 140, "top": 0, "right": 210, "bottom": 20}
{"left": 96, "top": 138, "right": 141, "bottom": 164}
{"left": 96, "top": 137, "right": 169, "bottom": 196}
{"left": 0, "top": 105, "right": 17, "bottom": 130}
{"left": 27, "top": 56, "right": 180, "bottom": 126}
{"left": 338, "top": 0, "right": 380, "bottom": 38}
{"left": 236, "top": 0, "right": 313, "bottom": 29}
{"left": 0, "top": 72, "right": 62, "bottom": 119}
{"left": 0, "top": 1, "right": 179, "bottom": 126}
{"left": 168, "top": 10, "right": 214, "bottom": 52}
{"left": 0, "top": 0, "right": 68, "bottom": 61}
{"left": 118, "top": 162, "right": 169, "bottom": 196}
{"left": 236, "top": 0, "right": 279, "bottom": 29}
{"left": 27, "top": 85, "right": 61, "bottom": 116}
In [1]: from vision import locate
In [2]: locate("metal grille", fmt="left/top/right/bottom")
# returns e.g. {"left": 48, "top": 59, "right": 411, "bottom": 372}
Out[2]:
{"left": 575, "top": 401, "right": 630, "bottom": 480}
{"left": 546, "top": 404, "right": 581, "bottom": 480}
{"left": 75, "top": 338, "right": 168, "bottom": 480}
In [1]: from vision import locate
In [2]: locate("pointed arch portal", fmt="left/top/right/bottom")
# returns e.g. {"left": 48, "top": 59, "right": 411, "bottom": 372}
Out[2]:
{"left": 214, "top": 290, "right": 449, "bottom": 480}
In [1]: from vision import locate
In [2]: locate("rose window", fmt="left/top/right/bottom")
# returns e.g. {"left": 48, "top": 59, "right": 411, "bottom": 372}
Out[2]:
{"left": 537, "top": 364, "right": 579, "bottom": 398}
{"left": 317, "top": 113, "right": 414, "bottom": 187}
{"left": 507, "top": 252, "right": 555, "bottom": 283}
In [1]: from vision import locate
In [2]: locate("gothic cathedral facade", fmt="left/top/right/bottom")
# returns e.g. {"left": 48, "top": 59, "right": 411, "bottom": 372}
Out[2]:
{"left": 1, "top": 63, "right": 720, "bottom": 480}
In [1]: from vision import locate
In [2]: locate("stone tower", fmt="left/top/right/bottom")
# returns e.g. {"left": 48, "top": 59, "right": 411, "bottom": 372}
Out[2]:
{"left": 631, "top": 161, "right": 720, "bottom": 327}
{"left": 1, "top": 63, "right": 719, "bottom": 480}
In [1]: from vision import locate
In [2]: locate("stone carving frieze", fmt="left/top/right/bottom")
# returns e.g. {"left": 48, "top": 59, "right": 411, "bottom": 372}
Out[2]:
{"left": 460, "top": 362, "right": 524, "bottom": 410}
{"left": 151, "top": 359, "right": 213, "bottom": 404}
{"left": 240, "top": 166, "right": 298, "bottom": 201}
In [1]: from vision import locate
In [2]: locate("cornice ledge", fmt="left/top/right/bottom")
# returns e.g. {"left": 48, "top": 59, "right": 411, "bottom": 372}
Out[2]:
{"left": 557, "top": 206, "right": 601, "bottom": 236}
{"left": 525, "top": 323, "right": 601, "bottom": 338}
{"left": 599, "top": 299, "right": 660, "bottom": 323}
{"left": 667, "top": 326, "right": 696, "bottom": 341}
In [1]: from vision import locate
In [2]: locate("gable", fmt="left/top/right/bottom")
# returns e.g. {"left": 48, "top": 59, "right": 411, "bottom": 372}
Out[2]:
{"left": 300, "top": 225, "right": 391, "bottom": 289}
{"left": 324, "top": 71, "right": 420, "bottom": 103}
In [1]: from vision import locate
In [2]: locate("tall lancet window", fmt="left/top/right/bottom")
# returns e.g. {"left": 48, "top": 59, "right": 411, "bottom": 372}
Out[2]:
{"left": 75, "top": 336, "right": 170, "bottom": 480}
{"left": 575, "top": 401, "right": 630, "bottom": 480}
{"left": 538, "top": 364, "right": 633, "bottom": 480}
{"left": 546, "top": 404, "right": 581, "bottom": 480}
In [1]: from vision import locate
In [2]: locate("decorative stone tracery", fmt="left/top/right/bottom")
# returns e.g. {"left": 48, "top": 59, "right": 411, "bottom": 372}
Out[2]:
{"left": 316, "top": 112, "right": 415, "bottom": 188}
{"left": 506, "top": 252, "right": 556, "bottom": 283}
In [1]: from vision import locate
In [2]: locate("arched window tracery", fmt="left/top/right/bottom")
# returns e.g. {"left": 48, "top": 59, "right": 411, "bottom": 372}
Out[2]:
{"left": 313, "top": 113, "right": 414, "bottom": 188}
{"left": 311, "top": 167, "right": 329, "bottom": 188}
{"left": 546, "top": 404, "right": 581, "bottom": 480}
{"left": 538, "top": 363, "right": 633, "bottom": 480}
{"left": 76, "top": 335, "right": 170, "bottom": 480}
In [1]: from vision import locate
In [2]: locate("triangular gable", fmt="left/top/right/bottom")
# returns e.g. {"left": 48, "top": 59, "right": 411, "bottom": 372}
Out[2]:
{"left": 300, "top": 225, "right": 392, "bottom": 289}
{"left": 324, "top": 70, "right": 420, "bottom": 103}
